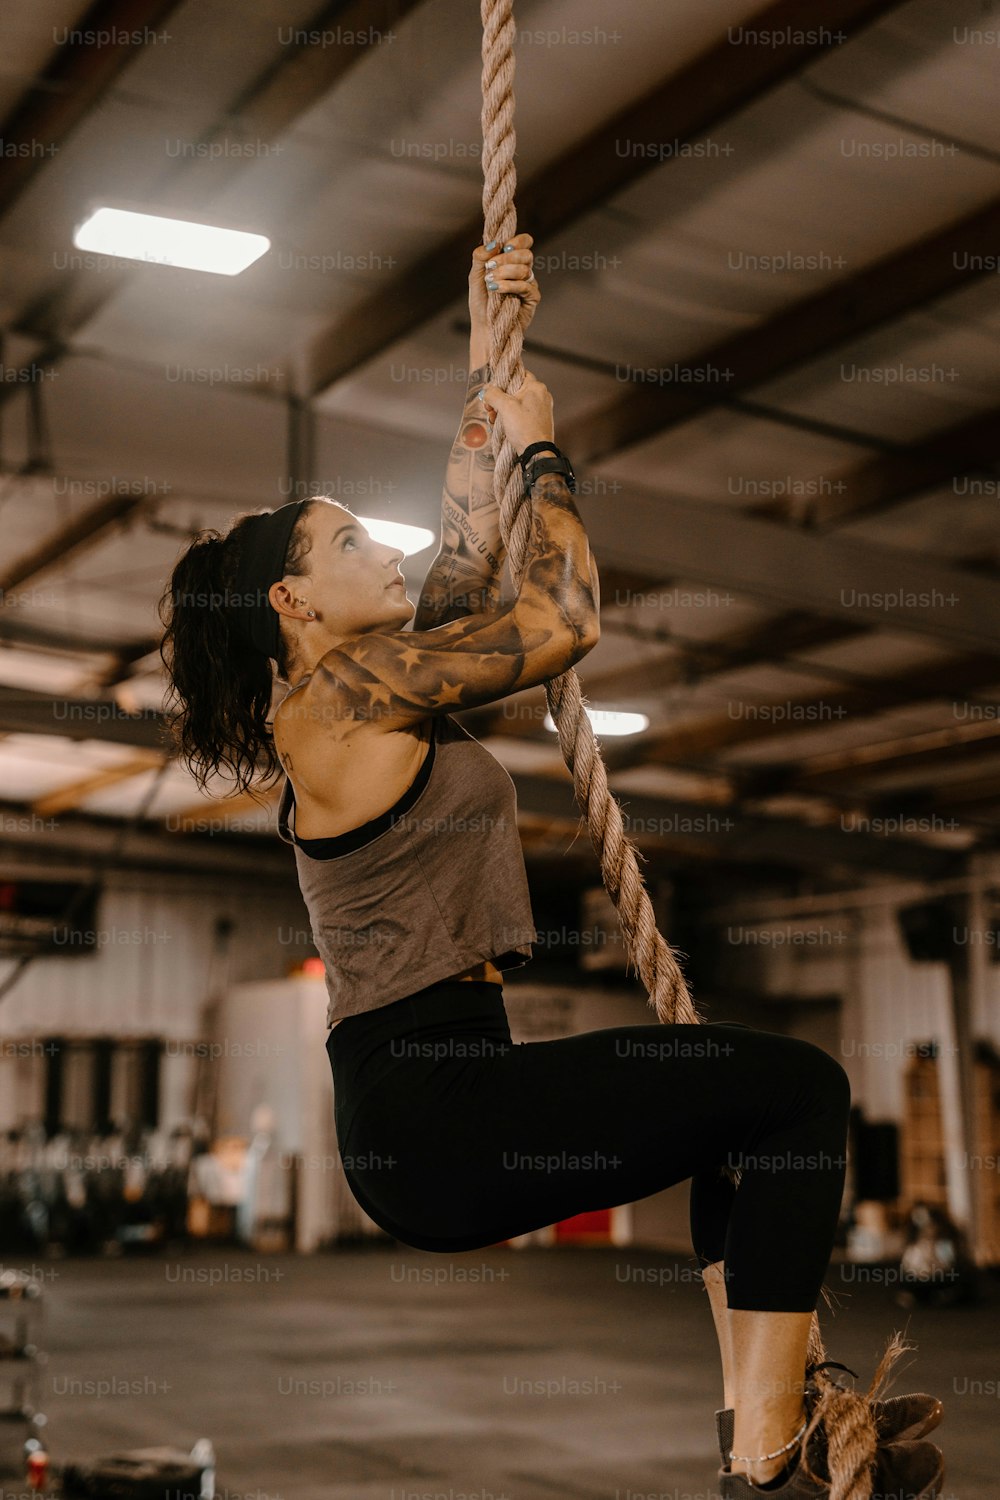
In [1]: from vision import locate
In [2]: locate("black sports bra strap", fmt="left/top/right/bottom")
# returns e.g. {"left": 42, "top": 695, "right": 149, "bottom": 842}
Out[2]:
{"left": 282, "top": 717, "right": 439, "bottom": 857}
{"left": 276, "top": 774, "right": 296, "bottom": 845}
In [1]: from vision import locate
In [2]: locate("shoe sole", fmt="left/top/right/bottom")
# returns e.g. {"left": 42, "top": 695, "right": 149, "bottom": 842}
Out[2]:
{"left": 871, "top": 1439, "right": 945, "bottom": 1500}
{"left": 715, "top": 1397, "right": 944, "bottom": 1470}
{"left": 717, "top": 1452, "right": 945, "bottom": 1500}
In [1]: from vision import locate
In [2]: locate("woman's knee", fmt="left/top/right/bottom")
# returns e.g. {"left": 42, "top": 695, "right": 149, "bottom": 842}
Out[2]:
{"left": 738, "top": 1031, "right": 850, "bottom": 1124}
{"left": 790, "top": 1037, "right": 851, "bottom": 1116}
{"left": 728, "top": 1025, "right": 847, "bottom": 1083}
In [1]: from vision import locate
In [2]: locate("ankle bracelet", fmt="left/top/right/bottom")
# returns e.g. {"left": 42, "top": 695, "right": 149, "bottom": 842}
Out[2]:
{"left": 729, "top": 1417, "right": 807, "bottom": 1466}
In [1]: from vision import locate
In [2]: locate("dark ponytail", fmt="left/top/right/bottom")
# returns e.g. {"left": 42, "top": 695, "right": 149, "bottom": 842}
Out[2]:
{"left": 158, "top": 504, "right": 316, "bottom": 800}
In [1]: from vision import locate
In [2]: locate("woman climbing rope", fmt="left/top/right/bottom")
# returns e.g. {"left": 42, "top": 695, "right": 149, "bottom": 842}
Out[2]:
{"left": 158, "top": 235, "right": 946, "bottom": 1500}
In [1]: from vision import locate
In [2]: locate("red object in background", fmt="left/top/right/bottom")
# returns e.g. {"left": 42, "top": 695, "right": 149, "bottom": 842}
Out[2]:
{"left": 26, "top": 1450, "right": 49, "bottom": 1491}
{"left": 555, "top": 1209, "right": 611, "bottom": 1241}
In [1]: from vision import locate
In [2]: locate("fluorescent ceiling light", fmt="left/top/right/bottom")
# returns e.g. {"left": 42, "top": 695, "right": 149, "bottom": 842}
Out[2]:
{"left": 354, "top": 516, "right": 436, "bottom": 557}
{"left": 544, "top": 709, "right": 649, "bottom": 737}
{"left": 73, "top": 207, "right": 270, "bottom": 275}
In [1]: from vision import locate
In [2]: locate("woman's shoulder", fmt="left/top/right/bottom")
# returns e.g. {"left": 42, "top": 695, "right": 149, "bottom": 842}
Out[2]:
{"left": 274, "top": 673, "right": 450, "bottom": 752}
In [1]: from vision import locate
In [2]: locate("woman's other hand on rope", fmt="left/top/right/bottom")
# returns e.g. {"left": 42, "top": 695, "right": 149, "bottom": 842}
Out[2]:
{"left": 469, "top": 232, "right": 540, "bottom": 337}
{"left": 479, "top": 369, "right": 553, "bottom": 454}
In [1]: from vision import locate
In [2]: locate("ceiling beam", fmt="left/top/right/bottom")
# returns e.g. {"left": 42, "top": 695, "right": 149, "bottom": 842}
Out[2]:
{"left": 31, "top": 752, "right": 165, "bottom": 817}
{"left": 593, "top": 569, "right": 870, "bottom": 667}
{"left": 463, "top": 380, "right": 1000, "bottom": 739}
{"left": 6, "top": 302, "right": 990, "bottom": 699}
{"left": 579, "top": 480, "right": 1000, "bottom": 655}
{"left": 7, "top": 316, "right": 992, "bottom": 695}
{"left": 513, "top": 773, "right": 959, "bottom": 880}
{"left": 0, "top": 613, "right": 143, "bottom": 657}
{"left": 808, "top": 402, "right": 1000, "bottom": 529}
{"left": 6, "top": 527, "right": 998, "bottom": 772}
{"left": 562, "top": 194, "right": 1000, "bottom": 463}
{"left": 595, "top": 654, "right": 1000, "bottom": 775}
{"left": 304, "top": 0, "right": 905, "bottom": 397}
{"left": 0, "top": 684, "right": 166, "bottom": 750}
{"left": 0, "top": 493, "right": 146, "bottom": 595}
{"left": 0, "top": 685, "right": 971, "bottom": 873}
{"left": 0, "top": 799, "right": 295, "bottom": 882}
{"left": 0, "top": 0, "right": 185, "bottom": 217}
{"left": 0, "top": 0, "right": 429, "bottom": 395}
{"left": 924, "top": 772, "right": 1000, "bottom": 814}
{"left": 564, "top": 547, "right": 998, "bottom": 716}
{"left": 753, "top": 716, "right": 1000, "bottom": 793}
{"left": 493, "top": 605, "right": 869, "bottom": 731}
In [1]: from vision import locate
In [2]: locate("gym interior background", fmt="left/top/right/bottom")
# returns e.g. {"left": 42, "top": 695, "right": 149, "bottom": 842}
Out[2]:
{"left": 0, "top": 0, "right": 998, "bottom": 1496}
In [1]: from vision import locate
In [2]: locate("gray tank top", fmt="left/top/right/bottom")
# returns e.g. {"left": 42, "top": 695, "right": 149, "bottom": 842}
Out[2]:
{"left": 276, "top": 709, "right": 536, "bottom": 1027}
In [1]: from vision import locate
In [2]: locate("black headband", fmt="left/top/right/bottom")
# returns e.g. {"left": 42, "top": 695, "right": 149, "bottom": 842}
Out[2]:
{"left": 229, "top": 500, "right": 310, "bottom": 660}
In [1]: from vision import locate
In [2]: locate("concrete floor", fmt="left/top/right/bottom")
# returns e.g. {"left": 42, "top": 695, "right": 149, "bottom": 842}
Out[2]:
{"left": 1, "top": 1244, "right": 992, "bottom": 1500}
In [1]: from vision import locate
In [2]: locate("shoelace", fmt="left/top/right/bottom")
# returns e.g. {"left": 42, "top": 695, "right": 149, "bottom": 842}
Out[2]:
{"left": 805, "top": 1360, "right": 859, "bottom": 1385}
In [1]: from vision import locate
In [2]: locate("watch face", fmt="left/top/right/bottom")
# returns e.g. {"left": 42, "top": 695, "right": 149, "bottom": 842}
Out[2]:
{"left": 526, "top": 457, "right": 575, "bottom": 492}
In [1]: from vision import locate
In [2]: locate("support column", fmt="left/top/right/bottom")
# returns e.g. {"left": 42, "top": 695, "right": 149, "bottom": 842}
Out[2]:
{"left": 943, "top": 867, "right": 988, "bottom": 1259}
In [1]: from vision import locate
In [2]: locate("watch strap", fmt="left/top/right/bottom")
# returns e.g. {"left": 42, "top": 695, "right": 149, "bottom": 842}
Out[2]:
{"left": 523, "top": 455, "right": 577, "bottom": 494}
{"left": 517, "top": 441, "right": 562, "bottom": 467}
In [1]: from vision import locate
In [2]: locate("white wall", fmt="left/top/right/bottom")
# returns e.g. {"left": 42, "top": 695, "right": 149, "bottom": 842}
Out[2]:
{"left": 723, "top": 903, "right": 1000, "bottom": 1119}
{"left": 0, "top": 869, "right": 318, "bottom": 1133}
{"left": 215, "top": 975, "right": 337, "bottom": 1252}
{"left": 703, "top": 870, "right": 1000, "bottom": 1246}
{"left": 0, "top": 871, "right": 317, "bottom": 1041}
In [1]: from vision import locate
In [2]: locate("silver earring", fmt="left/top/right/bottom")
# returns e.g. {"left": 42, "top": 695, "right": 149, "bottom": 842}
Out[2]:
{"left": 307, "top": 610, "right": 315, "bottom": 618}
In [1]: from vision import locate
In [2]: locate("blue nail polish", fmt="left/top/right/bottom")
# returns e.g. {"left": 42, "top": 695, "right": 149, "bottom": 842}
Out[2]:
{"left": 486, "top": 280, "right": 498, "bottom": 290}
{"left": 503, "top": 243, "right": 513, "bottom": 252}
{"left": 484, "top": 239, "right": 497, "bottom": 251}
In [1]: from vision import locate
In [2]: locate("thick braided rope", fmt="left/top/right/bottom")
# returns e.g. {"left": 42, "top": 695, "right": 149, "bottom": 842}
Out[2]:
{"left": 802, "top": 1326, "right": 876, "bottom": 1500}
{"left": 480, "top": 0, "right": 699, "bottom": 1029}
{"left": 478, "top": 3, "right": 890, "bottom": 1496}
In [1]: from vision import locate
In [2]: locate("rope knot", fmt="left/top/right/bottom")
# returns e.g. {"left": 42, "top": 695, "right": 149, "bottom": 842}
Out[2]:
{"left": 800, "top": 1380, "right": 878, "bottom": 1500}
{"left": 800, "top": 1330, "right": 913, "bottom": 1500}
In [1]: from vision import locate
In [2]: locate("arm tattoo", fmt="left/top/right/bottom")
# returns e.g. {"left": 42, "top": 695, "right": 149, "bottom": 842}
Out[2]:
{"left": 411, "top": 362, "right": 507, "bottom": 631}
{"left": 529, "top": 473, "right": 585, "bottom": 515}
{"left": 310, "top": 471, "right": 599, "bottom": 729}
{"left": 522, "top": 476, "right": 601, "bottom": 634}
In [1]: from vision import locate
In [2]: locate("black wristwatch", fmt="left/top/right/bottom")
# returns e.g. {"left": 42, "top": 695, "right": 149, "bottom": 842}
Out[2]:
{"left": 517, "top": 441, "right": 577, "bottom": 495}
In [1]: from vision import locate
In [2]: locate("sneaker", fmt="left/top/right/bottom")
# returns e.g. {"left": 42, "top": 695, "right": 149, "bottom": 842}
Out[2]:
{"left": 801, "top": 1361, "right": 943, "bottom": 1487}
{"left": 717, "top": 1436, "right": 944, "bottom": 1498}
{"left": 715, "top": 1391, "right": 943, "bottom": 1471}
{"left": 717, "top": 1442, "right": 825, "bottom": 1497}
{"left": 871, "top": 1438, "right": 944, "bottom": 1499}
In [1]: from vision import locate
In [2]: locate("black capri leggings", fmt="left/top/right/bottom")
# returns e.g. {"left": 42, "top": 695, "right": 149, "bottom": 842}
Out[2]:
{"left": 327, "top": 978, "right": 851, "bottom": 1312}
